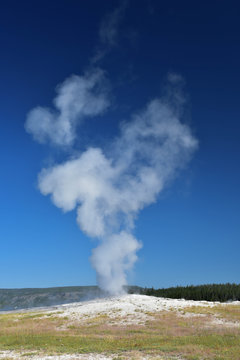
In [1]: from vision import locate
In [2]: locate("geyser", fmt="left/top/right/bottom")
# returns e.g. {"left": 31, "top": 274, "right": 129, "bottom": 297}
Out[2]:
{"left": 25, "top": 69, "right": 198, "bottom": 295}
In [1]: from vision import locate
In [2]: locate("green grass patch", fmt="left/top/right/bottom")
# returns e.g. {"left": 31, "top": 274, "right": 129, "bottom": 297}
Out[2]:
{"left": 0, "top": 332, "right": 240, "bottom": 359}
{"left": 0, "top": 308, "right": 240, "bottom": 359}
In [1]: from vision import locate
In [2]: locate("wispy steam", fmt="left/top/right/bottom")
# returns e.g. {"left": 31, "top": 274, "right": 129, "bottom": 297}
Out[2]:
{"left": 99, "top": 1, "right": 127, "bottom": 46}
{"left": 25, "top": 69, "right": 109, "bottom": 146}
{"left": 92, "top": 1, "right": 128, "bottom": 63}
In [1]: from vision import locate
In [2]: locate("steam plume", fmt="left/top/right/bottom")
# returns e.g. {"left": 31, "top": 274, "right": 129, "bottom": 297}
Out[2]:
{"left": 26, "top": 69, "right": 198, "bottom": 295}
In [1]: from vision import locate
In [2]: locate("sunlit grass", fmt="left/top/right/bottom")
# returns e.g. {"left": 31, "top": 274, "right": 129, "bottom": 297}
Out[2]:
{"left": 183, "top": 304, "right": 240, "bottom": 322}
{"left": 0, "top": 306, "right": 240, "bottom": 359}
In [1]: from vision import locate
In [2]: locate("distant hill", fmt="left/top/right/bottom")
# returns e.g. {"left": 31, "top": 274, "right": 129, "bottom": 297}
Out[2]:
{"left": 0, "top": 285, "right": 142, "bottom": 311}
{"left": 2, "top": 283, "right": 238, "bottom": 311}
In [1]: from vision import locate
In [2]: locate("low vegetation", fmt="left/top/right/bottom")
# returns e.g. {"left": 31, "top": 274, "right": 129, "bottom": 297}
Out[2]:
{"left": 0, "top": 303, "right": 240, "bottom": 359}
{"left": 1, "top": 285, "right": 240, "bottom": 359}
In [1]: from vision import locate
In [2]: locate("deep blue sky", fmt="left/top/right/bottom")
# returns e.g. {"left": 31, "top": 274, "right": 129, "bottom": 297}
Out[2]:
{"left": 1, "top": 0, "right": 239, "bottom": 289}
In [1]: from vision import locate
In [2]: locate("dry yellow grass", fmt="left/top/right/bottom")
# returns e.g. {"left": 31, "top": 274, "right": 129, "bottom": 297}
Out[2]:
{"left": 183, "top": 304, "right": 240, "bottom": 323}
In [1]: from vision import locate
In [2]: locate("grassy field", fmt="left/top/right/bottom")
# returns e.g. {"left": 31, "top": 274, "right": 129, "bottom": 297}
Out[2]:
{"left": 0, "top": 304, "right": 240, "bottom": 359}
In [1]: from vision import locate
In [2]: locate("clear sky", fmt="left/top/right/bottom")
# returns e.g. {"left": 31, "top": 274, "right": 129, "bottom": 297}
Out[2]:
{"left": 0, "top": 0, "right": 239, "bottom": 289}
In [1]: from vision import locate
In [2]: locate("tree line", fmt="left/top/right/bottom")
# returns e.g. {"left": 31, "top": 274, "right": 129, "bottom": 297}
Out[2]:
{"left": 140, "top": 283, "right": 240, "bottom": 302}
